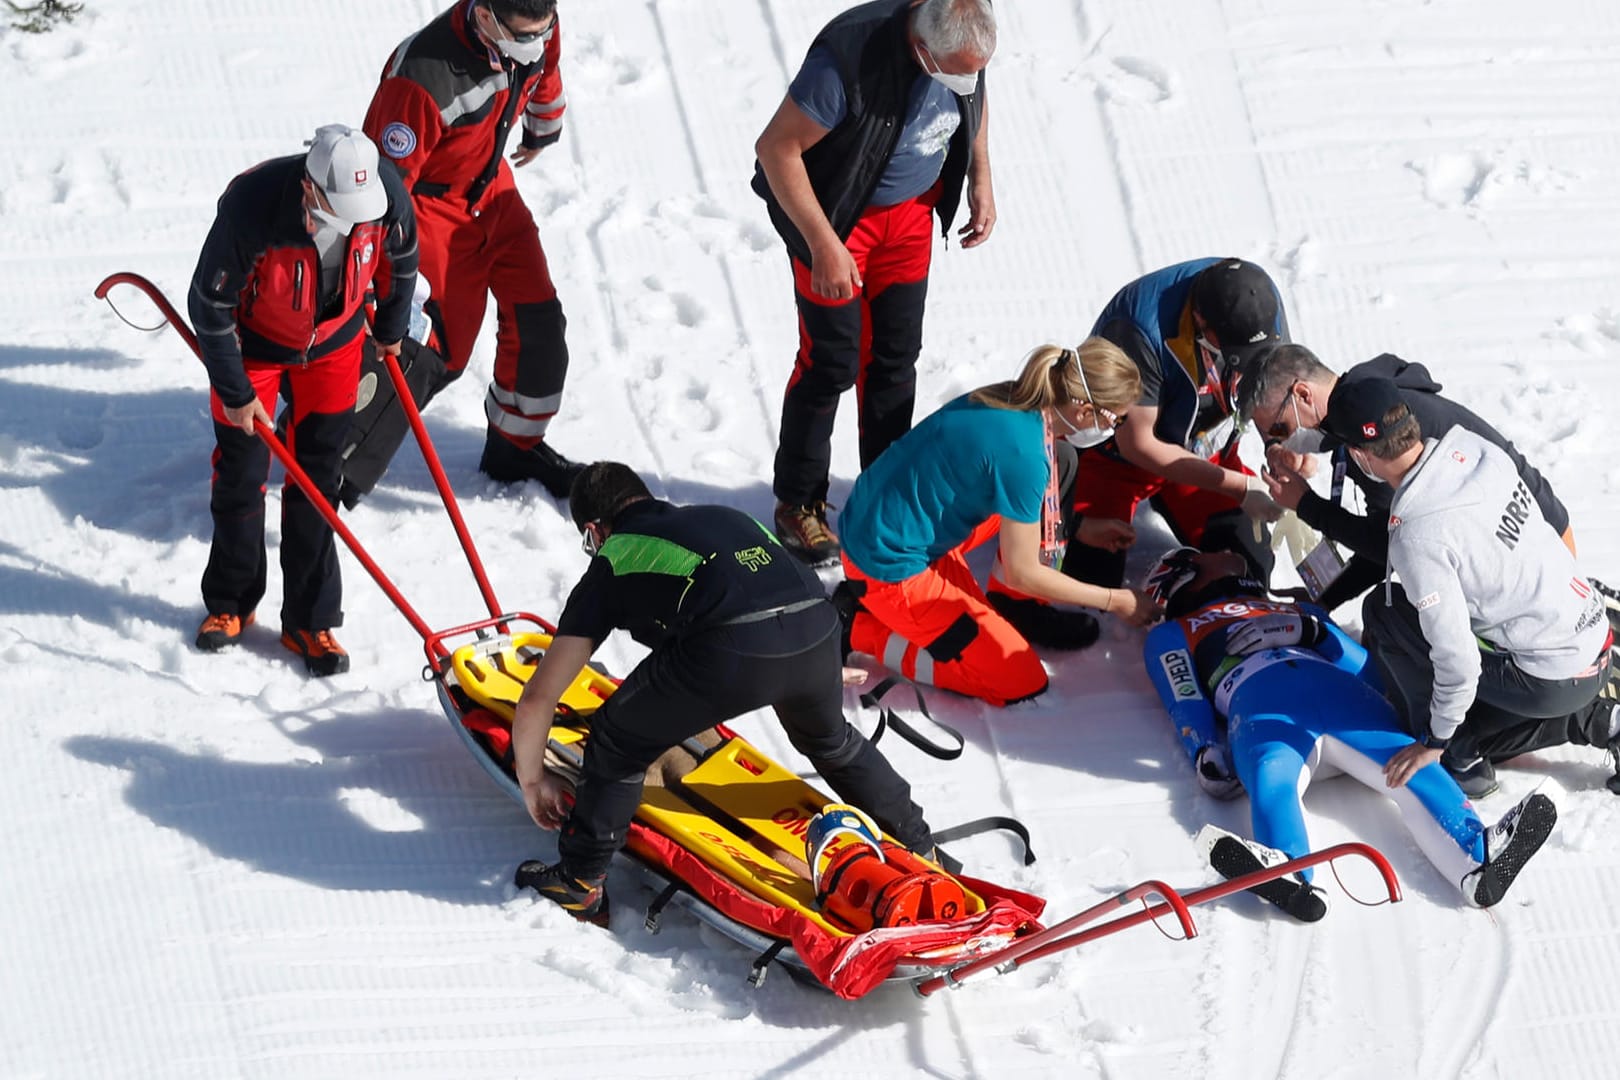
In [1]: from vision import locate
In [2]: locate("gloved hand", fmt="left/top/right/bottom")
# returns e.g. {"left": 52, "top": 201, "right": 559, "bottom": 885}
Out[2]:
{"left": 1195, "top": 744, "right": 1244, "bottom": 800}
{"left": 1241, "top": 473, "right": 1284, "bottom": 524}
{"left": 1225, "top": 612, "right": 1324, "bottom": 655}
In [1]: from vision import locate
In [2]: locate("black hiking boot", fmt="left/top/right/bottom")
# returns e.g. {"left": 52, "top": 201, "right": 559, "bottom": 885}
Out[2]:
{"left": 1463, "top": 792, "right": 1557, "bottom": 908}
{"left": 1203, "top": 827, "right": 1327, "bottom": 923}
{"left": 987, "top": 591, "right": 1100, "bottom": 651}
{"left": 1441, "top": 753, "right": 1499, "bottom": 800}
{"left": 515, "top": 860, "right": 610, "bottom": 927}
{"left": 479, "top": 435, "right": 586, "bottom": 499}
{"left": 774, "top": 501, "right": 840, "bottom": 565}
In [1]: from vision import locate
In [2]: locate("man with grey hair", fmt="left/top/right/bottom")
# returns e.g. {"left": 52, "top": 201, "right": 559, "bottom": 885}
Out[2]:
{"left": 753, "top": 0, "right": 997, "bottom": 565}
{"left": 1235, "top": 344, "right": 1575, "bottom": 613}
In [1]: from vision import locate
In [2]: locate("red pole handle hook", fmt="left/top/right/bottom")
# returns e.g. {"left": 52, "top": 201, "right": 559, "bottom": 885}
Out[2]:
{"left": 93, "top": 271, "right": 438, "bottom": 643}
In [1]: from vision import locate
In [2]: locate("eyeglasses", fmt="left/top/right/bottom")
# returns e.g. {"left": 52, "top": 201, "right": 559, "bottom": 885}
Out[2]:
{"left": 580, "top": 521, "right": 601, "bottom": 557}
{"left": 489, "top": 5, "right": 555, "bottom": 44}
{"left": 1261, "top": 382, "right": 1300, "bottom": 442}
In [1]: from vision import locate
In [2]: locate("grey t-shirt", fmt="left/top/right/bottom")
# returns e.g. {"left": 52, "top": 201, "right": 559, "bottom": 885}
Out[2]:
{"left": 790, "top": 46, "right": 960, "bottom": 207}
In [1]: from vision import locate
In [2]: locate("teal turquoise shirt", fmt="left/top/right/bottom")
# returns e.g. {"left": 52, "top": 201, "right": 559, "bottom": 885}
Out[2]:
{"left": 840, "top": 395, "right": 1050, "bottom": 582}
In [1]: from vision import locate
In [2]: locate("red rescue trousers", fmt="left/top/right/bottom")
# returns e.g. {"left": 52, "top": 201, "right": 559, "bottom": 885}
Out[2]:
{"left": 774, "top": 185, "right": 938, "bottom": 506}
{"left": 1065, "top": 442, "right": 1254, "bottom": 586}
{"left": 414, "top": 170, "right": 568, "bottom": 448}
{"left": 841, "top": 518, "right": 1049, "bottom": 707}
{"left": 202, "top": 338, "right": 361, "bottom": 631}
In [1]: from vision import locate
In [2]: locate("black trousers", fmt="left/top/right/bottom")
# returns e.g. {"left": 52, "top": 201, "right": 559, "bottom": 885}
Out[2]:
{"left": 202, "top": 376, "right": 353, "bottom": 631}
{"left": 1361, "top": 584, "right": 1611, "bottom": 761}
{"left": 559, "top": 602, "right": 933, "bottom": 880}
{"left": 772, "top": 270, "right": 928, "bottom": 507}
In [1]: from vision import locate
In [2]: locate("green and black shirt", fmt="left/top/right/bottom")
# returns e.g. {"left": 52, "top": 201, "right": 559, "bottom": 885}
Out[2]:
{"left": 556, "top": 500, "right": 822, "bottom": 649}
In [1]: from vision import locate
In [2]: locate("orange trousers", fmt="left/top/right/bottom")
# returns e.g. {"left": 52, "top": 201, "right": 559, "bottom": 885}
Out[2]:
{"left": 841, "top": 519, "right": 1048, "bottom": 707}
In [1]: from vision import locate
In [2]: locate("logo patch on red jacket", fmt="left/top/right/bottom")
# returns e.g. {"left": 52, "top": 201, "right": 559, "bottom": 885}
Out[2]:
{"left": 381, "top": 122, "right": 417, "bottom": 159}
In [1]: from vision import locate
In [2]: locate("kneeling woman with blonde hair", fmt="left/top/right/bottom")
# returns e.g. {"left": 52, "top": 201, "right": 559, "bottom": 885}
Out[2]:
{"left": 834, "top": 339, "right": 1162, "bottom": 706}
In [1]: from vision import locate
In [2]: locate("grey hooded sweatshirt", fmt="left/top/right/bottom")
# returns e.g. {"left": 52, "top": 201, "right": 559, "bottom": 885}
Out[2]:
{"left": 1386, "top": 426, "right": 1608, "bottom": 741}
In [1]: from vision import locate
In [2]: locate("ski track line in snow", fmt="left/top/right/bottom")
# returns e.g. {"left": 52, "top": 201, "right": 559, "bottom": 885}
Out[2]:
{"left": 647, "top": 0, "right": 779, "bottom": 445}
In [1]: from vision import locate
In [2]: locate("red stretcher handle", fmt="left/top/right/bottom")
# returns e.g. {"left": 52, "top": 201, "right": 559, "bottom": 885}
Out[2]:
{"left": 94, "top": 271, "right": 463, "bottom": 646}
{"left": 914, "top": 840, "right": 1400, "bottom": 997}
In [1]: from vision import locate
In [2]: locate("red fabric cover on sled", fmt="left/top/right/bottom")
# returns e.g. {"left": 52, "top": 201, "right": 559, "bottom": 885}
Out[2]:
{"left": 624, "top": 822, "right": 1044, "bottom": 998}
{"left": 622, "top": 723, "right": 1047, "bottom": 998}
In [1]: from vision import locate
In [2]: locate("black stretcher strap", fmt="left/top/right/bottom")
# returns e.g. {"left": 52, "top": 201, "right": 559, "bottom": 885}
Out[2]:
{"left": 859, "top": 676, "right": 964, "bottom": 761}
{"left": 748, "top": 941, "right": 788, "bottom": 988}
{"left": 644, "top": 883, "right": 681, "bottom": 934}
{"left": 930, "top": 816, "right": 1037, "bottom": 867}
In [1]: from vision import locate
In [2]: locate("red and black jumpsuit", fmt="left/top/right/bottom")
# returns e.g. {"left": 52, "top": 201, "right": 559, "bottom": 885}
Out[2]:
{"left": 188, "top": 154, "right": 418, "bottom": 632}
{"left": 364, "top": 0, "right": 570, "bottom": 451}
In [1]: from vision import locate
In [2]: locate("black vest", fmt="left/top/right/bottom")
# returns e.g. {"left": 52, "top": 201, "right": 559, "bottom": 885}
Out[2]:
{"left": 751, "top": 0, "right": 985, "bottom": 265}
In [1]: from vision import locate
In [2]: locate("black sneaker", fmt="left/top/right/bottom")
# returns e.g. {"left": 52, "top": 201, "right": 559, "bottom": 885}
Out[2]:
{"left": 1201, "top": 826, "right": 1327, "bottom": 923}
{"left": 1463, "top": 792, "right": 1556, "bottom": 908}
{"left": 829, "top": 580, "right": 861, "bottom": 660}
{"left": 514, "top": 860, "right": 610, "bottom": 927}
{"left": 479, "top": 435, "right": 586, "bottom": 499}
{"left": 1442, "top": 753, "right": 1499, "bottom": 800}
{"left": 1593, "top": 698, "right": 1620, "bottom": 795}
{"left": 774, "top": 502, "right": 839, "bottom": 565}
{"left": 987, "top": 591, "right": 1100, "bottom": 651}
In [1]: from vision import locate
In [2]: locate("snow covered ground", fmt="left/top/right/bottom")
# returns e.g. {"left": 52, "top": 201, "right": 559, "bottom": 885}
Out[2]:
{"left": 4, "top": 0, "right": 1619, "bottom": 1075}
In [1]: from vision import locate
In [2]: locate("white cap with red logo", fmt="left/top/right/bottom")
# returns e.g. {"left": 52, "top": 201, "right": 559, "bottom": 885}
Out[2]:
{"left": 305, "top": 124, "right": 388, "bottom": 228}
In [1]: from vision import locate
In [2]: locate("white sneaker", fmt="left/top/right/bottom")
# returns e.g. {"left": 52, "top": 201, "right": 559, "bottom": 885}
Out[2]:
{"left": 1462, "top": 792, "right": 1557, "bottom": 908}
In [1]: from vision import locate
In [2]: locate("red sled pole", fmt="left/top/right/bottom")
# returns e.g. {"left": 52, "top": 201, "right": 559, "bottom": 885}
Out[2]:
{"left": 376, "top": 348, "right": 504, "bottom": 623}
{"left": 914, "top": 880, "right": 1194, "bottom": 997}
{"left": 914, "top": 840, "right": 1401, "bottom": 997}
{"left": 94, "top": 272, "right": 440, "bottom": 645}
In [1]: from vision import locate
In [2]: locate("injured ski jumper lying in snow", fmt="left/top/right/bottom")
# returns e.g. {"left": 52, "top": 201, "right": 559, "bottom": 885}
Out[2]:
{"left": 1141, "top": 547, "right": 1556, "bottom": 920}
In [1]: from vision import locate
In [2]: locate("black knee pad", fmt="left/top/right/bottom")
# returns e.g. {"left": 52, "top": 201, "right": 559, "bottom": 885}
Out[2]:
{"left": 925, "top": 613, "right": 980, "bottom": 664}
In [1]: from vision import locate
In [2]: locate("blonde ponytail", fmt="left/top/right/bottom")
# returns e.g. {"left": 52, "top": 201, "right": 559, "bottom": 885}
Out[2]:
{"left": 971, "top": 338, "right": 1141, "bottom": 415}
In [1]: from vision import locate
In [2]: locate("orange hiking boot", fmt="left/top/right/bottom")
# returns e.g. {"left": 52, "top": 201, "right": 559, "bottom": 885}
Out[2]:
{"left": 281, "top": 628, "right": 351, "bottom": 677}
{"left": 196, "top": 611, "right": 255, "bottom": 652}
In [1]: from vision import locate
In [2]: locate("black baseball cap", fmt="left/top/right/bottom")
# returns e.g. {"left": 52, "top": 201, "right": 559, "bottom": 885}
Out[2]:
{"left": 1324, "top": 375, "right": 1406, "bottom": 446}
{"left": 1189, "top": 259, "right": 1286, "bottom": 365}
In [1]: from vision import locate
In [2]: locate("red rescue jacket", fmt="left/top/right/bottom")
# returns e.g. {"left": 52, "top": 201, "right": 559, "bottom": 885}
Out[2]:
{"left": 187, "top": 156, "right": 419, "bottom": 407}
{"left": 364, "top": 0, "right": 566, "bottom": 211}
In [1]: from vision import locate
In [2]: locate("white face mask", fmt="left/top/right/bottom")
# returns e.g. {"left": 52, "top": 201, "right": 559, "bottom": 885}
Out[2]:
{"left": 1277, "top": 393, "right": 1324, "bottom": 454}
{"left": 914, "top": 42, "right": 980, "bottom": 96}
{"left": 1054, "top": 406, "right": 1115, "bottom": 448}
{"left": 309, "top": 206, "right": 354, "bottom": 237}
{"left": 1350, "top": 448, "right": 1388, "bottom": 484}
{"left": 486, "top": 9, "right": 553, "bottom": 66}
